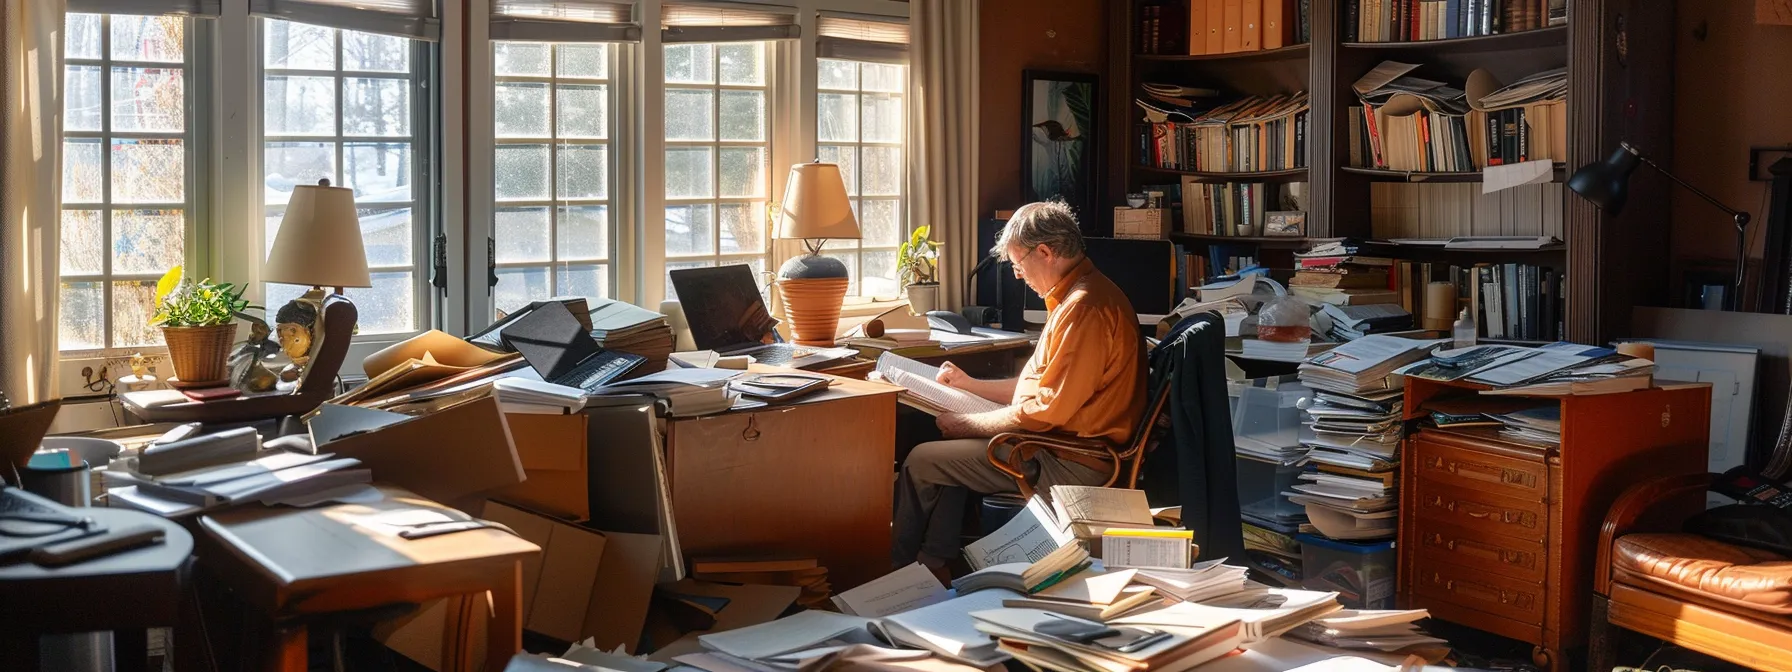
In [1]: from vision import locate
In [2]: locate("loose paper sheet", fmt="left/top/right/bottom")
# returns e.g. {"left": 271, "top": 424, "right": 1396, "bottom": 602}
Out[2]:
{"left": 831, "top": 563, "right": 951, "bottom": 618}
{"left": 1482, "top": 159, "right": 1555, "bottom": 194}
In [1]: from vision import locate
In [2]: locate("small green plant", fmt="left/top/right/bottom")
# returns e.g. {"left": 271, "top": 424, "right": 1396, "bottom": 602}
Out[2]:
{"left": 898, "top": 226, "right": 941, "bottom": 286}
{"left": 150, "top": 265, "right": 251, "bottom": 328}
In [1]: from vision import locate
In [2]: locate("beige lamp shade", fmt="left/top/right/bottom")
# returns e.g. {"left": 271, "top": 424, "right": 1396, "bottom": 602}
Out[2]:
{"left": 775, "top": 162, "right": 861, "bottom": 240}
{"left": 263, "top": 183, "right": 372, "bottom": 288}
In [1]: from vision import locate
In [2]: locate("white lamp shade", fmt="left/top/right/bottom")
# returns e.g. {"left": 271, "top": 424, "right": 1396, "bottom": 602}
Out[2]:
{"left": 775, "top": 162, "right": 861, "bottom": 240}
{"left": 263, "top": 184, "right": 373, "bottom": 288}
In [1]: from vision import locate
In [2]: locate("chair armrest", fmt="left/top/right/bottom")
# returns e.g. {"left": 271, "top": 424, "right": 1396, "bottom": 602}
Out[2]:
{"left": 1596, "top": 471, "right": 1715, "bottom": 595}
{"left": 985, "top": 432, "right": 1120, "bottom": 498}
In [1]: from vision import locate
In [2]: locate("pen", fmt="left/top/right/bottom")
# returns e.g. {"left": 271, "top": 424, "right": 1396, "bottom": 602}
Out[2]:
{"left": 1116, "top": 630, "right": 1172, "bottom": 653}
{"left": 1028, "top": 560, "right": 1091, "bottom": 594}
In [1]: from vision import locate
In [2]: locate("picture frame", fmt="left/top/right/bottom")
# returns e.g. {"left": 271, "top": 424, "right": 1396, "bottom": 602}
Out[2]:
{"left": 1264, "top": 210, "right": 1307, "bottom": 237}
{"left": 1021, "top": 70, "right": 1100, "bottom": 222}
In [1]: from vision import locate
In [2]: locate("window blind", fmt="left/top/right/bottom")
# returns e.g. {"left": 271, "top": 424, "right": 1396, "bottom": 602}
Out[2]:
{"left": 491, "top": 0, "right": 640, "bottom": 42}
{"left": 816, "top": 12, "right": 907, "bottom": 62}
{"left": 662, "top": 1, "right": 799, "bottom": 43}
{"left": 68, "top": 0, "right": 221, "bottom": 16}
{"left": 250, "top": 0, "right": 440, "bottom": 41}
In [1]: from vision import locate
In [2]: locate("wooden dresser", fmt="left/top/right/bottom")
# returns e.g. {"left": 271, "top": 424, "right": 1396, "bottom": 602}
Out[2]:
{"left": 1398, "top": 378, "right": 1711, "bottom": 670}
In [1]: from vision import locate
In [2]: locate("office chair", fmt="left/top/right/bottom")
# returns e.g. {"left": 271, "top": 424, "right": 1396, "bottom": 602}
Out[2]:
{"left": 983, "top": 384, "right": 1171, "bottom": 498}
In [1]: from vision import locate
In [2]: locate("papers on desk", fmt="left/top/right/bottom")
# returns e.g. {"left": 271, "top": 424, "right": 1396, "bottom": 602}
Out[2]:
{"left": 873, "top": 353, "right": 1004, "bottom": 416}
{"left": 833, "top": 563, "right": 952, "bottom": 618}
{"left": 107, "top": 452, "right": 370, "bottom": 517}
{"left": 1112, "top": 587, "right": 1342, "bottom": 644}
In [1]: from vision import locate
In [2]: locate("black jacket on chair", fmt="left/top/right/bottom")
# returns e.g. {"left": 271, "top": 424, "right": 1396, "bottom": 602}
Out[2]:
{"left": 1141, "top": 312, "right": 1245, "bottom": 562}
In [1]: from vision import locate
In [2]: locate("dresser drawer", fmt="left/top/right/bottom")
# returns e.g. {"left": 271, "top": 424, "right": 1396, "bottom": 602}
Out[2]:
{"left": 1411, "top": 560, "right": 1546, "bottom": 625}
{"left": 1412, "top": 434, "right": 1549, "bottom": 502}
{"left": 1414, "top": 519, "right": 1547, "bottom": 584}
{"left": 1415, "top": 478, "right": 1547, "bottom": 540}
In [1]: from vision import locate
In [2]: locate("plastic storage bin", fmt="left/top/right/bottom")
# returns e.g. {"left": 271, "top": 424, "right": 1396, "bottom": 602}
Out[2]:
{"left": 1236, "top": 454, "right": 1306, "bottom": 524}
{"left": 1297, "top": 534, "right": 1396, "bottom": 609}
{"left": 1232, "top": 379, "right": 1311, "bottom": 453}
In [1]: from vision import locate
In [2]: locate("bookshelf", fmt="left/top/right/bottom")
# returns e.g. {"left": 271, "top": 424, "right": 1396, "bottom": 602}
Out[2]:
{"left": 1107, "top": 0, "right": 1677, "bottom": 344}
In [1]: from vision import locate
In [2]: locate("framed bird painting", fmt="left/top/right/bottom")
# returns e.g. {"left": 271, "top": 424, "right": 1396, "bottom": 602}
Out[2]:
{"left": 1021, "top": 70, "right": 1101, "bottom": 222}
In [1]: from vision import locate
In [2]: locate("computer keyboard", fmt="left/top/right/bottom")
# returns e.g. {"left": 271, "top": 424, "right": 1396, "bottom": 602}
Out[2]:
{"left": 561, "top": 351, "right": 643, "bottom": 390}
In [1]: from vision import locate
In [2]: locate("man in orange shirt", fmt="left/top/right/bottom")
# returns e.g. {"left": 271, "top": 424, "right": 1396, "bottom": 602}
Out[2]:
{"left": 892, "top": 201, "right": 1147, "bottom": 577}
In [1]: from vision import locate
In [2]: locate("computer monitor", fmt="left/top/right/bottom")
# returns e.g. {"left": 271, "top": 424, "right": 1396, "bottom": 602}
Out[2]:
{"left": 999, "top": 237, "right": 1179, "bottom": 329}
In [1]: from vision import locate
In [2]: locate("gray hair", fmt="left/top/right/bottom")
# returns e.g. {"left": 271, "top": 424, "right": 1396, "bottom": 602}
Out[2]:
{"left": 994, "top": 201, "right": 1085, "bottom": 261}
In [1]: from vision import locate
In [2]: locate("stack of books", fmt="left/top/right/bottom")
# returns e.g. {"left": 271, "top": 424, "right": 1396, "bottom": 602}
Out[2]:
{"left": 1345, "top": 0, "right": 1559, "bottom": 43}
{"left": 1129, "top": 560, "right": 1252, "bottom": 604}
{"left": 587, "top": 297, "right": 677, "bottom": 378}
{"left": 1349, "top": 62, "right": 1473, "bottom": 173}
{"left": 1001, "top": 567, "right": 1166, "bottom": 621}
{"left": 974, "top": 607, "right": 1247, "bottom": 672}
{"left": 1140, "top": 93, "right": 1311, "bottom": 173}
{"left": 690, "top": 558, "right": 833, "bottom": 610}
{"left": 1286, "top": 469, "right": 1398, "bottom": 540}
{"left": 1291, "top": 247, "right": 1398, "bottom": 306}
{"left": 1321, "top": 304, "right": 1414, "bottom": 341}
{"left": 107, "top": 450, "right": 371, "bottom": 517}
{"left": 1287, "top": 609, "right": 1450, "bottom": 658}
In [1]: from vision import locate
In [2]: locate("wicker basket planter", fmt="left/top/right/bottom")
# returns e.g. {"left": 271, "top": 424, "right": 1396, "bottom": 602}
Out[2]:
{"left": 162, "top": 323, "right": 238, "bottom": 386}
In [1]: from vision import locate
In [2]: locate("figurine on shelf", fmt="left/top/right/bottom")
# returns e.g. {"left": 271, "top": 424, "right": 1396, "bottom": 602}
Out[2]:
{"left": 230, "top": 312, "right": 282, "bottom": 393}
{"left": 118, "top": 352, "right": 159, "bottom": 393}
{"left": 274, "top": 301, "right": 318, "bottom": 383}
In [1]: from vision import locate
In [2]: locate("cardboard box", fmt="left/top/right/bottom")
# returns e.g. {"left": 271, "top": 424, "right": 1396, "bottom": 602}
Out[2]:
{"left": 1114, "top": 207, "right": 1171, "bottom": 240}
{"left": 488, "top": 412, "right": 590, "bottom": 521}
{"left": 316, "top": 396, "right": 525, "bottom": 507}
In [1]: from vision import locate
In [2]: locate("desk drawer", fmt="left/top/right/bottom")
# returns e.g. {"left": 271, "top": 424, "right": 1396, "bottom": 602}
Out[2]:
{"left": 1412, "top": 560, "right": 1546, "bottom": 625}
{"left": 1414, "top": 519, "right": 1547, "bottom": 584}
{"left": 1414, "top": 478, "right": 1547, "bottom": 540}
{"left": 1412, "top": 435, "right": 1548, "bottom": 502}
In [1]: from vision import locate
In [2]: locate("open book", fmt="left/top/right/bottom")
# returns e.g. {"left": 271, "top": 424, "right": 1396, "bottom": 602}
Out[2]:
{"left": 874, "top": 352, "right": 1004, "bottom": 416}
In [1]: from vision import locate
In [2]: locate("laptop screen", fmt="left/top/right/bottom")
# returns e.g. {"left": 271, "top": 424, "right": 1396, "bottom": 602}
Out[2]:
{"left": 670, "top": 265, "right": 779, "bottom": 351}
{"left": 500, "top": 301, "right": 602, "bottom": 381}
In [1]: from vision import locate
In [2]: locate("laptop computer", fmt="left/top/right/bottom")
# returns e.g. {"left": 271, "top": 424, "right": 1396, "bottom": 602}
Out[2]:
{"left": 501, "top": 300, "right": 647, "bottom": 391}
{"left": 0, "top": 399, "right": 105, "bottom": 562}
{"left": 670, "top": 265, "right": 848, "bottom": 368}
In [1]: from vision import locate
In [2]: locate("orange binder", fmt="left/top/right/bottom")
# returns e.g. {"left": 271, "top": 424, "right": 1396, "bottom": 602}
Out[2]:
{"left": 1187, "top": 0, "right": 1209, "bottom": 55}
{"left": 1242, "top": 0, "right": 1263, "bottom": 51}
{"left": 1264, "top": 0, "right": 1294, "bottom": 49}
{"left": 1206, "top": 0, "right": 1225, "bottom": 54}
{"left": 1222, "top": 0, "right": 1243, "bottom": 52}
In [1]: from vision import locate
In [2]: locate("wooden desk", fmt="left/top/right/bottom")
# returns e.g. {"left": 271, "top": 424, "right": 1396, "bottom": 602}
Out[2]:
{"left": 664, "top": 371, "right": 899, "bottom": 589}
{"left": 193, "top": 485, "right": 538, "bottom": 672}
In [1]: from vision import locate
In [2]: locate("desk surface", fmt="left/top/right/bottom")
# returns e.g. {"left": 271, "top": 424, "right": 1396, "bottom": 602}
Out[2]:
{"left": 0, "top": 507, "right": 192, "bottom": 632}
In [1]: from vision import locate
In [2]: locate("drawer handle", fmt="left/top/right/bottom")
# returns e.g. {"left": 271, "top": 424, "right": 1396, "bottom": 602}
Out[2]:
{"left": 1467, "top": 511, "right": 1490, "bottom": 519}
{"left": 1429, "top": 534, "right": 1535, "bottom": 568}
{"left": 742, "top": 415, "right": 761, "bottom": 441}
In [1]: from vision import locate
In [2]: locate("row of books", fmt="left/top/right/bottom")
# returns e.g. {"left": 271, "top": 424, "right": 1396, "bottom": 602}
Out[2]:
{"left": 1396, "top": 260, "right": 1565, "bottom": 341}
{"left": 1345, "top": 0, "right": 1564, "bottom": 43}
{"left": 1181, "top": 181, "right": 1294, "bottom": 238}
{"left": 1137, "top": 0, "right": 1310, "bottom": 56}
{"left": 1138, "top": 93, "right": 1311, "bottom": 173}
{"left": 1349, "top": 102, "right": 1567, "bottom": 172}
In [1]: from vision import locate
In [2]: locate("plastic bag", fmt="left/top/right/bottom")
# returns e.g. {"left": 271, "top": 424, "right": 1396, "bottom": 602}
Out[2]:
{"left": 1255, "top": 295, "right": 1312, "bottom": 343}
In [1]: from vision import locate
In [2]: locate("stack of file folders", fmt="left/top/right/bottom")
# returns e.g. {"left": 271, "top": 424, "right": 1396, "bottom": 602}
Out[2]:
{"left": 1319, "top": 304, "right": 1412, "bottom": 342}
{"left": 106, "top": 449, "right": 371, "bottom": 517}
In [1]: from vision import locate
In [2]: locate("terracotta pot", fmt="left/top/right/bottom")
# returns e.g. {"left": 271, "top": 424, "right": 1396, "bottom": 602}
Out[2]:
{"left": 162, "top": 323, "right": 238, "bottom": 385}
{"left": 906, "top": 283, "right": 940, "bottom": 315}
{"left": 780, "top": 277, "right": 850, "bottom": 346}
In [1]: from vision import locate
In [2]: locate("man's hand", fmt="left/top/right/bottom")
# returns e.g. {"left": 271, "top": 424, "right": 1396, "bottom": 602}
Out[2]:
{"left": 936, "top": 361, "right": 973, "bottom": 389}
{"left": 936, "top": 411, "right": 975, "bottom": 438}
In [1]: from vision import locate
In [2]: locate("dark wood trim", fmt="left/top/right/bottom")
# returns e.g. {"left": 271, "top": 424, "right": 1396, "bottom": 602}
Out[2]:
{"left": 1310, "top": 0, "right": 1340, "bottom": 238}
{"left": 1134, "top": 43, "right": 1311, "bottom": 62}
{"left": 1341, "top": 26, "right": 1569, "bottom": 51}
{"left": 1168, "top": 233, "right": 1310, "bottom": 247}
{"left": 1340, "top": 165, "right": 1566, "bottom": 183}
{"left": 1136, "top": 166, "right": 1309, "bottom": 183}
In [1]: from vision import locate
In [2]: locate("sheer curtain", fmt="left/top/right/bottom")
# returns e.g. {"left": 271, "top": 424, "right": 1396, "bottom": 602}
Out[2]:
{"left": 0, "top": 0, "right": 64, "bottom": 404}
{"left": 907, "top": 0, "right": 978, "bottom": 311}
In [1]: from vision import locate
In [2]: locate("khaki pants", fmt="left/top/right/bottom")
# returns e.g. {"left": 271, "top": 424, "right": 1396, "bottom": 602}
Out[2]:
{"left": 891, "top": 438, "right": 1107, "bottom": 566}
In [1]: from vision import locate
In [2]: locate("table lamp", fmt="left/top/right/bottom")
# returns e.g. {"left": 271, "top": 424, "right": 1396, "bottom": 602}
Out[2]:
{"left": 1568, "top": 141, "right": 1752, "bottom": 310}
{"left": 262, "top": 179, "right": 370, "bottom": 384}
{"left": 775, "top": 161, "right": 860, "bottom": 346}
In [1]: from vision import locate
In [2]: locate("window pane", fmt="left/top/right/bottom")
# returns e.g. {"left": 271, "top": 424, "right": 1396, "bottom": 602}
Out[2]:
{"left": 264, "top": 142, "right": 336, "bottom": 205}
{"left": 717, "top": 43, "right": 764, "bottom": 85}
{"left": 61, "top": 210, "right": 104, "bottom": 276}
{"left": 110, "top": 67, "right": 185, "bottom": 133}
{"left": 558, "top": 205, "right": 608, "bottom": 261}
{"left": 718, "top": 90, "right": 765, "bottom": 142}
{"left": 344, "top": 77, "right": 411, "bottom": 137}
{"left": 860, "top": 199, "right": 902, "bottom": 247}
{"left": 494, "top": 266, "right": 551, "bottom": 318}
{"left": 59, "top": 281, "right": 105, "bottom": 351}
{"left": 862, "top": 93, "right": 903, "bottom": 144}
{"left": 111, "top": 280, "right": 164, "bottom": 348}
{"left": 863, "top": 249, "right": 899, "bottom": 298}
{"left": 556, "top": 44, "right": 608, "bottom": 79}
{"left": 664, "top": 204, "right": 714, "bottom": 256}
{"left": 556, "top": 264, "right": 607, "bottom": 300}
{"left": 340, "top": 272, "right": 413, "bottom": 334}
{"left": 112, "top": 139, "right": 185, "bottom": 203}
{"left": 265, "top": 76, "right": 337, "bottom": 136}
{"left": 65, "top": 65, "right": 103, "bottom": 132}
{"left": 66, "top": 14, "right": 102, "bottom": 60}
{"left": 494, "top": 42, "right": 551, "bottom": 76}
{"left": 495, "top": 82, "right": 551, "bottom": 138}
{"left": 817, "top": 145, "right": 857, "bottom": 196}
{"left": 111, "top": 15, "right": 183, "bottom": 63}
{"left": 557, "top": 144, "right": 608, "bottom": 200}
{"left": 359, "top": 207, "right": 414, "bottom": 267}
{"left": 818, "top": 93, "right": 858, "bottom": 143}
{"left": 665, "top": 148, "right": 714, "bottom": 199}
{"left": 718, "top": 147, "right": 765, "bottom": 198}
{"left": 344, "top": 142, "right": 413, "bottom": 202}
{"left": 818, "top": 59, "right": 857, "bottom": 90}
{"left": 556, "top": 85, "right": 608, "bottom": 139}
{"left": 663, "top": 259, "right": 716, "bottom": 301}
{"left": 495, "top": 207, "right": 551, "bottom": 263}
{"left": 665, "top": 89, "right": 715, "bottom": 141}
{"left": 344, "top": 30, "right": 410, "bottom": 73}
{"left": 664, "top": 44, "right": 715, "bottom": 84}
{"left": 265, "top": 209, "right": 284, "bottom": 256}
{"left": 718, "top": 203, "right": 764, "bottom": 254}
{"left": 63, "top": 139, "right": 105, "bottom": 203}
{"left": 862, "top": 146, "right": 902, "bottom": 196}
{"left": 264, "top": 20, "right": 335, "bottom": 70}
{"left": 113, "top": 209, "right": 184, "bottom": 275}
{"left": 863, "top": 63, "right": 905, "bottom": 93}
{"left": 495, "top": 144, "right": 552, "bottom": 201}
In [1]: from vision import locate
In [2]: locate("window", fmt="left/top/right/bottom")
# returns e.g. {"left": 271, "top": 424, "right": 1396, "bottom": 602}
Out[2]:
{"left": 816, "top": 58, "right": 905, "bottom": 299}
{"left": 261, "top": 19, "right": 427, "bottom": 336}
{"left": 58, "top": 13, "right": 195, "bottom": 353}
{"left": 661, "top": 41, "right": 771, "bottom": 299}
{"left": 491, "top": 41, "right": 616, "bottom": 320}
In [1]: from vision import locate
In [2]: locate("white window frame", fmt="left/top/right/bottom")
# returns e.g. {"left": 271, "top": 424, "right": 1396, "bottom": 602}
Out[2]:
{"left": 816, "top": 57, "right": 907, "bottom": 302}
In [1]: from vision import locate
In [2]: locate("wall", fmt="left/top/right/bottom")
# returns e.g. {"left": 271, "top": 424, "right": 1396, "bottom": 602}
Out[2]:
{"left": 1672, "top": 1, "right": 1792, "bottom": 303}
{"left": 977, "top": 0, "right": 1109, "bottom": 219}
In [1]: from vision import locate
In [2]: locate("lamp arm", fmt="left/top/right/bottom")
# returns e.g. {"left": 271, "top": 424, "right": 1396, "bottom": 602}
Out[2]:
{"left": 1635, "top": 153, "right": 1750, "bottom": 221}
{"left": 1633, "top": 148, "right": 1753, "bottom": 308}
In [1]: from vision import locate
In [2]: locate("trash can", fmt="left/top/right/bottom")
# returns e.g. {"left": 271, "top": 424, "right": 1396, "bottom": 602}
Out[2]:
{"left": 25, "top": 438, "right": 124, "bottom": 672}
{"left": 979, "top": 493, "right": 1028, "bottom": 535}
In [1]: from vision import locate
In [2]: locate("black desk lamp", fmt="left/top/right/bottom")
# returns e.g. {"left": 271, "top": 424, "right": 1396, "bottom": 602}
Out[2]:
{"left": 1568, "top": 141, "right": 1752, "bottom": 310}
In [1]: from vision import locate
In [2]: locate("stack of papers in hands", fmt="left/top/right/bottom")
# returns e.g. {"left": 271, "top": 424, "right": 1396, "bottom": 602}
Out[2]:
{"left": 972, "top": 608, "right": 1245, "bottom": 672}
{"left": 874, "top": 353, "right": 1004, "bottom": 416}
{"left": 1286, "top": 609, "right": 1448, "bottom": 660}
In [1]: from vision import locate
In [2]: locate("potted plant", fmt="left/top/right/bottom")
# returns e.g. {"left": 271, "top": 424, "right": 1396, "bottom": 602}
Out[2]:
{"left": 150, "top": 265, "right": 251, "bottom": 387}
{"left": 898, "top": 226, "right": 943, "bottom": 314}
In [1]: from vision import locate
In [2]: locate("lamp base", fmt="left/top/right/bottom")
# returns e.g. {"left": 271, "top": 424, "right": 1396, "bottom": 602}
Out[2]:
{"left": 779, "top": 276, "right": 850, "bottom": 347}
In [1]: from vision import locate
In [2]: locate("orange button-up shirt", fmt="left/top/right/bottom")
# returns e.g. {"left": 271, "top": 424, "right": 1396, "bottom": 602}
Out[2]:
{"left": 1011, "top": 257, "right": 1147, "bottom": 444}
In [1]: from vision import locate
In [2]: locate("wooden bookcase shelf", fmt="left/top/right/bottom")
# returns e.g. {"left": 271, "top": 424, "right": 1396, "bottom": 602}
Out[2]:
{"left": 1135, "top": 166, "right": 1310, "bottom": 183}
{"left": 1135, "top": 43, "right": 1311, "bottom": 63}
{"left": 1339, "top": 164, "right": 1566, "bottom": 183}
{"left": 1168, "top": 233, "right": 1310, "bottom": 247}
{"left": 1340, "top": 25, "right": 1568, "bottom": 52}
